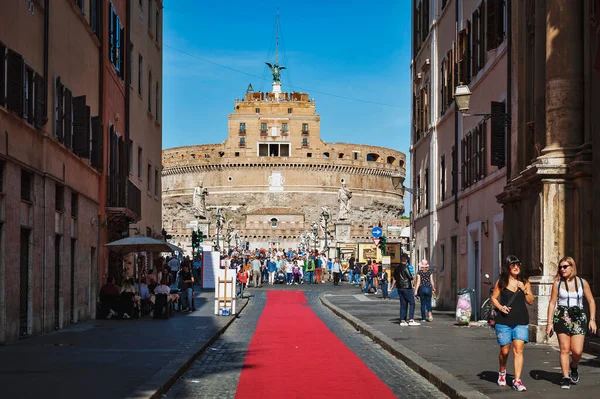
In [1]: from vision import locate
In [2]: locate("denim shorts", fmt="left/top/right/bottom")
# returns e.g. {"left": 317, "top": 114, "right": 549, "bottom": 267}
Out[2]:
{"left": 495, "top": 324, "right": 529, "bottom": 346}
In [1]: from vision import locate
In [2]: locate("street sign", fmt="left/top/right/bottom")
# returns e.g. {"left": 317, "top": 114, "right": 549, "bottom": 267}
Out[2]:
{"left": 371, "top": 227, "right": 383, "bottom": 238}
{"left": 186, "top": 220, "right": 199, "bottom": 229}
{"left": 382, "top": 256, "right": 391, "bottom": 265}
{"left": 372, "top": 238, "right": 381, "bottom": 247}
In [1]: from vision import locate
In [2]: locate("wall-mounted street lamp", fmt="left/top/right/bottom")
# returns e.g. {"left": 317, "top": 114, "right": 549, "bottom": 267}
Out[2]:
{"left": 391, "top": 173, "right": 423, "bottom": 197}
{"left": 454, "top": 85, "right": 509, "bottom": 125}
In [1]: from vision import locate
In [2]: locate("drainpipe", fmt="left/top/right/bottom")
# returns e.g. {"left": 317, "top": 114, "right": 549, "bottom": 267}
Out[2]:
{"left": 453, "top": 0, "right": 459, "bottom": 223}
{"left": 506, "top": 0, "right": 512, "bottom": 183}
{"left": 41, "top": 0, "right": 49, "bottom": 333}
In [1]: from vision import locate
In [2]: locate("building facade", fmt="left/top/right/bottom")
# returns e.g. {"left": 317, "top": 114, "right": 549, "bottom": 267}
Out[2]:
{"left": 162, "top": 80, "right": 407, "bottom": 254}
{"left": 410, "top": 0, "right": 508, "bottom": 311}
{"left": 0, "top": 0, "right": 102, "bottom": 343}
{"left": 498, "top": 0, "right": 600, "bottom": 341}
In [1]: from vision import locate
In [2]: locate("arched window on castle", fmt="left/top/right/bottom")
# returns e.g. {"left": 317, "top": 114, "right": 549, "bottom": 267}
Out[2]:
{"left": 367, "top": 153, "right": 380, "bottom": 162}
{"left": 270, "top": 218, "right": 278, "bottom": 227}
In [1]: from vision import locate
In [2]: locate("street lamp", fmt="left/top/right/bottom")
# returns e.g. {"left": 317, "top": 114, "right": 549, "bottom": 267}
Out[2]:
{"left": 226, "top": 221, "right": 233, "bottom": 254}
{"left": 215, "top": 210, "right": 223, "bottom": 252}
{"left": 320, "top": 208, "right": 330, "bottom": 252}
{"left": 454, "top": 85, "right": 509, "bottom": 124}
{"left": 390, "top": 173, "right": 423, "bottom": 197}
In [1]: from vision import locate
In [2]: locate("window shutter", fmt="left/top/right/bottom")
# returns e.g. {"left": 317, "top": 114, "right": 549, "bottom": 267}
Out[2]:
{"left": 460, "top": 138, "right": 466, "bottom": 190}
{"left": 72, "top": 95, "right": 87, "bottom": 157}
{"left": 422, "top": 0, "right": 429, "bottom": 42}
{"left": 490, "top": 101, "right": 506, "bottom": 167}
{"left": 481, "top": 121, "right": 487, "bottom": 178}
{"left": 450, "top": 42, "right": 455, "bottom": 100}
{"left": 458, "top": 29, "right": 466, "bottom": 84}
{"left": 440, "top": 61, "right": 445, "bottom": 115}
{"left": 64, "top": 88, "right": 73, "bottom": 149}
{"left": 91, "top": 116, "right": 103, "bottom": 170}
{"left": 472, "top": 10, "right": 479, "bottom": 74}
{"left": 496, "top": 0, "right": 505, "bottom": 44}
{"left": 487, "top": 0, "right": 498, "bottom": 51}
{"left": 466, "top": 21, "right": 471, "bottom": 84}
{"left": 109, "top": 3, "right": 114, "bottom": 63}
{"left": 55, "top": 77, "right": 64, "bottom": 142}
{"left": 34, "top": 74, "right": 46, "bottom": 128}
{"left": 479, "top": 4, "right": 486, "bottom": 67}
{"left": 119, "top": 27, "right": 125, "bottom": 79}
{"left": 90, "top": 0, "right": 99, "bottom": 38}
{"left": 0, "top": 44, "right": 5, "bottom": 106}
{"left": 6, "top": 49, "right": 24, "bottom": 115}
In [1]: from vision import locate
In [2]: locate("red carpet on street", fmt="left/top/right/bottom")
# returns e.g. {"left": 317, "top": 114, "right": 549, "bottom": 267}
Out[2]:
{"left": 235, "top": 291, "right": 397, "bottom": 399}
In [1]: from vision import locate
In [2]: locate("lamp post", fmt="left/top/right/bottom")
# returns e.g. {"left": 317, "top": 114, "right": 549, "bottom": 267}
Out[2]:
{"left": 390, "top": 173, "right": 423, "bottom": 197}
{"left": 226, "top": 221, "right": 233, "bottom": 254}
{"left": 454, "top": 84, "right": 510, "bottom": 124}
{"left": 320, "top": 208, "right": 330, "bottom": 253}
{"left": 215, "top": 209, "right": 223, "bottom": 252}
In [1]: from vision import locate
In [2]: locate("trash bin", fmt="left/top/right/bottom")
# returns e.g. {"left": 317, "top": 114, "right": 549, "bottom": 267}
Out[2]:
{"left": 456, "top": 288, "right": 477, "bottom": 324}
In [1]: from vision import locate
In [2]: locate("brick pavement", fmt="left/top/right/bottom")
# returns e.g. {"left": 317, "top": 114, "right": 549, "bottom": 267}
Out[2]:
{"left": 0, "top": 290, "right": 248, "bottom": 399}
{"left": 166, "top": 287, "right": 448, "bottom": 399}
{"left": 322, "top": 284, "right": 600, "bottom": 399}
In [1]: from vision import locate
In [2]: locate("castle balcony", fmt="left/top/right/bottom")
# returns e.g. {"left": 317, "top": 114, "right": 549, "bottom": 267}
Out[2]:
{"left": 260, "top": 129, "right": 268, "bottom": 136}
{"left": 301, "top": 130, "right": 309, "bottom": 136}
{"left": 239, "top": 129, "right": 246, "bottom": 135}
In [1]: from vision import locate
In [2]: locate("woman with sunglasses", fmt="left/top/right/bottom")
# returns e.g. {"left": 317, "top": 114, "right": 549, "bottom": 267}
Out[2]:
{"left": 490, "top": 255, "right": 535, "bottom": 392}
{"left": 546, "top": 256, "right": 597, "bottom": 389}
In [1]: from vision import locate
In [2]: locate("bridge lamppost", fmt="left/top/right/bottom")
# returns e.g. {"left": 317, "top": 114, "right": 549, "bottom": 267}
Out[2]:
{"left": 320, "top": 208, "right": 330, "bottom": 253}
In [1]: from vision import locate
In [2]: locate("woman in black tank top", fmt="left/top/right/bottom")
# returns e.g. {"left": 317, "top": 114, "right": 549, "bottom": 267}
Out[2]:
{"left": 490, "top": 255, "right": 535, "bottom": 392}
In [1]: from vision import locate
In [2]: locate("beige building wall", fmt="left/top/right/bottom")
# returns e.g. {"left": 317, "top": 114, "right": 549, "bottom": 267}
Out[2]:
{"left": 0, "top": 0, "right": 101, "bottom": 342}
{"left": 411, "top": 0, "right": 507, "bottom": 311}
{"left": 128, "top": 0, "right": 163, "bottom": 238}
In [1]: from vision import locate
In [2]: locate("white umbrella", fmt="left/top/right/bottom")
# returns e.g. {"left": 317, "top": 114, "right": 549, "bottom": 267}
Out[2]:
{"left": 166, "top": 242, "right": 184, "bottom": 253}
{"left": 104, "top": 235, "right": 173, "bottom": 254}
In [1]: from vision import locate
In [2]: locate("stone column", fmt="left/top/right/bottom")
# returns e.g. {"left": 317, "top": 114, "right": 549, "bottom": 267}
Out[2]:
{"left": 544, "top": 0, "right": 584, "bottom": 154}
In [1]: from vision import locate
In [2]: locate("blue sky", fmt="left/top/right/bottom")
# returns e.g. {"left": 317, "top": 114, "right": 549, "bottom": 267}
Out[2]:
{"left": 163, "top": 0, "right": 412, "bottom": 211}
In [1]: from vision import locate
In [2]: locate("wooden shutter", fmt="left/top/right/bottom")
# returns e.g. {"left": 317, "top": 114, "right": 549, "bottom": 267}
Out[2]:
{"left": 480, "top": 121, "right": 487, "bottom": 178}
{"left": 460, "top": 138, "right": 466, "bottom": 190}
{"left": 6, "top": 49, "right": 24, "bottom": 115}
{"left": 487, "top": 0, "right": 498, "bottom": 51}
{"left": 34, "top": 74, "right": 46, "bottom": 128}
{"left": 490, "top": 101, "right": 506, "bottom": 167}
{"left": 119, "top": 27, "right": 125, "bottom": 78}
{"left": 0, "top": 44, "right": 5, "bottom": 106}
{"left": 91, "top": 116, "right": 103, "bottom": 170}
{"left": 472, "top": 10, "right": 479, "bottom": 74}
{"left": 90, "top": 0, "right": 100, "bottom": 37}
{"left": 440, "top": 60, "right": 445, "bottom": 115}
{"left": 479, "top": 4, "right": 486, "bottom": 67}
{"left": 465, "top": 21, "right": 471, "bottom": 84}
{"left": 458, "top": 29, "right": 466, "bottom": 84}
{"left": 64, "top": 88, "right": 73, "bottom": 149}
{"left": 72, "top": 95, "right": 87, "bottom": 157}
{"left": 422, "top": 0, "right": 429, "bottom": 42}
{"left": 450, "top": 42, "right": 455, "bottom": 99}
{"left": 55, "top": 77, "right": 64, "bottom": 142}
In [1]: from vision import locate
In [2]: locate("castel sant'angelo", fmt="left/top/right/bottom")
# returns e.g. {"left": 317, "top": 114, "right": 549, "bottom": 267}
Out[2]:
{"left": 161, "top": 56, "right": 407, "bottom": 255}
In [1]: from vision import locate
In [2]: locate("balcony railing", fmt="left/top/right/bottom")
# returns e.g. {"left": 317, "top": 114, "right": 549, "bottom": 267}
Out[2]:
{"left": 260, "top": 129, "right": 268, "bottom": 136}
{"left": 239, "top": 129, "right": 246, "bottom": 135}
{"left": 239, "top": 140, "right": 246, "bottom": 147}
{"left": 107, "top": 175, "right": 142, "bottom": 222}
{"left": 301, "top": 130, "right": 309, "bottom": 136}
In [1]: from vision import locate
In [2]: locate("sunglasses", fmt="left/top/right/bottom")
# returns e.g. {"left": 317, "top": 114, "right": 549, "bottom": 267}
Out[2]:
{"left": 510, "top": 263, "right": 521, "bottom": 268}
{"left": 559, "top": 264, "right": 571, "bottom": 270}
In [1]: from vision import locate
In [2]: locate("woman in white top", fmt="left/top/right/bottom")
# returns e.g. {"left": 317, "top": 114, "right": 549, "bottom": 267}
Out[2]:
{"left": 546, "top": 256, "right": 597, "bottom": 389}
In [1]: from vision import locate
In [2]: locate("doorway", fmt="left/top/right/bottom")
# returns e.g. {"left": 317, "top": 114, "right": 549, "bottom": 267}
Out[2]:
{"left": 450, "top": 236, "right": 458, "bottom": 303}
{"left": 55, "top": 235, "right": 61, "bottom": 330}
{"left": 70, "top": 238, "right": 76, "bottom": 323}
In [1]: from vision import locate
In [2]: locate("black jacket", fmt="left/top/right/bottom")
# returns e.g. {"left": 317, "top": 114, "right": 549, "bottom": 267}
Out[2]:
{"left": 393, "top": 264, "right": 413, "bottom": 289}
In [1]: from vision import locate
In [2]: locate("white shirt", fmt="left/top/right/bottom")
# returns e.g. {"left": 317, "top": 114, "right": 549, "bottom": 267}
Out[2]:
{"left": 168, "top": 258, "right": 180, "bottom": 272}
{"left": 332, "top": 262, "right": 342, "bottom": 273}
{"left": 154, "top": 284, "right": 171, "bottom": 295}
{"left": 558, "top": 279, "right": 584, "bottom": 308}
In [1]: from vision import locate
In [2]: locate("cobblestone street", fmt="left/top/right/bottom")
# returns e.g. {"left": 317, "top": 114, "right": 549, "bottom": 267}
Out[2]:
{"left": 165, "top": 286, "right": 448, "bottom": 399}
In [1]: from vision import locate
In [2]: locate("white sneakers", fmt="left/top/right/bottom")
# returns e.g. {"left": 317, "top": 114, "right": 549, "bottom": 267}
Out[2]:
{"left": 400, "top": 320, "right": 421, "bottom": 326}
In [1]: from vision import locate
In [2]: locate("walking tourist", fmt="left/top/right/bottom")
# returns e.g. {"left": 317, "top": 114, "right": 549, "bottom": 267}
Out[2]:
{"left": 250, "top": 256, "right": 261, "bottom": 288}
{"left": 393, "top": 256, "right": 419, "bottom": 326}
{"left": 332, "top": 257, "right": 343, "bottom": 286}
{"left": 168, "top": 255, "right": 180, "bottom": 283}
{"left": 179, "top": 265, "right": 194, "bottom": 311}
{"left": 378, "top": 267, "right": 389, "bottom": 299}
{"left": 268, "top": 257, "right": 277, "bottom": 285}
{"left": 413, "top": 259, "right": 436, "bottom": 321}
{"left": 364, "top": 264, "right": 377, "bottom": 295}
{"left": 546, "top": 256, "right": 597, "bottom": 389}
{"left": 306, "top": 256, "right": 316, "bottom": 284}
{"left": 490, "top": 255, "right": 534, "bottom": 392}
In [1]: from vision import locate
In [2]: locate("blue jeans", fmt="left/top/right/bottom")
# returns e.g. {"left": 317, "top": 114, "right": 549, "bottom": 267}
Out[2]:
{"left": 495, "top": 324, "right": 529, "bottom": 346}
{"left": 365, "top": 279, "right": 376, "bottom": 293}
{"left": 349, "top": 270, "right": 354, "bottom": 282}
{"left": 418, "top": 286, "right": 433, "bottom": 320}
{"left": 399, "top": 288, "right": 415, "bottom": 321}
{"left": 184, "top": 287, "right": 193, "bottom": 308}
{"left": 381, "top": 282, "right": 389, "bottom": 298}
{"left": 307, "top": 271, "right": 314, "bottom": 284}
{"left": 286, "top": 272, "right": 293, "bottom": 283}
{"left": 353, "top": 273, "right": 361, "bottom": 284}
